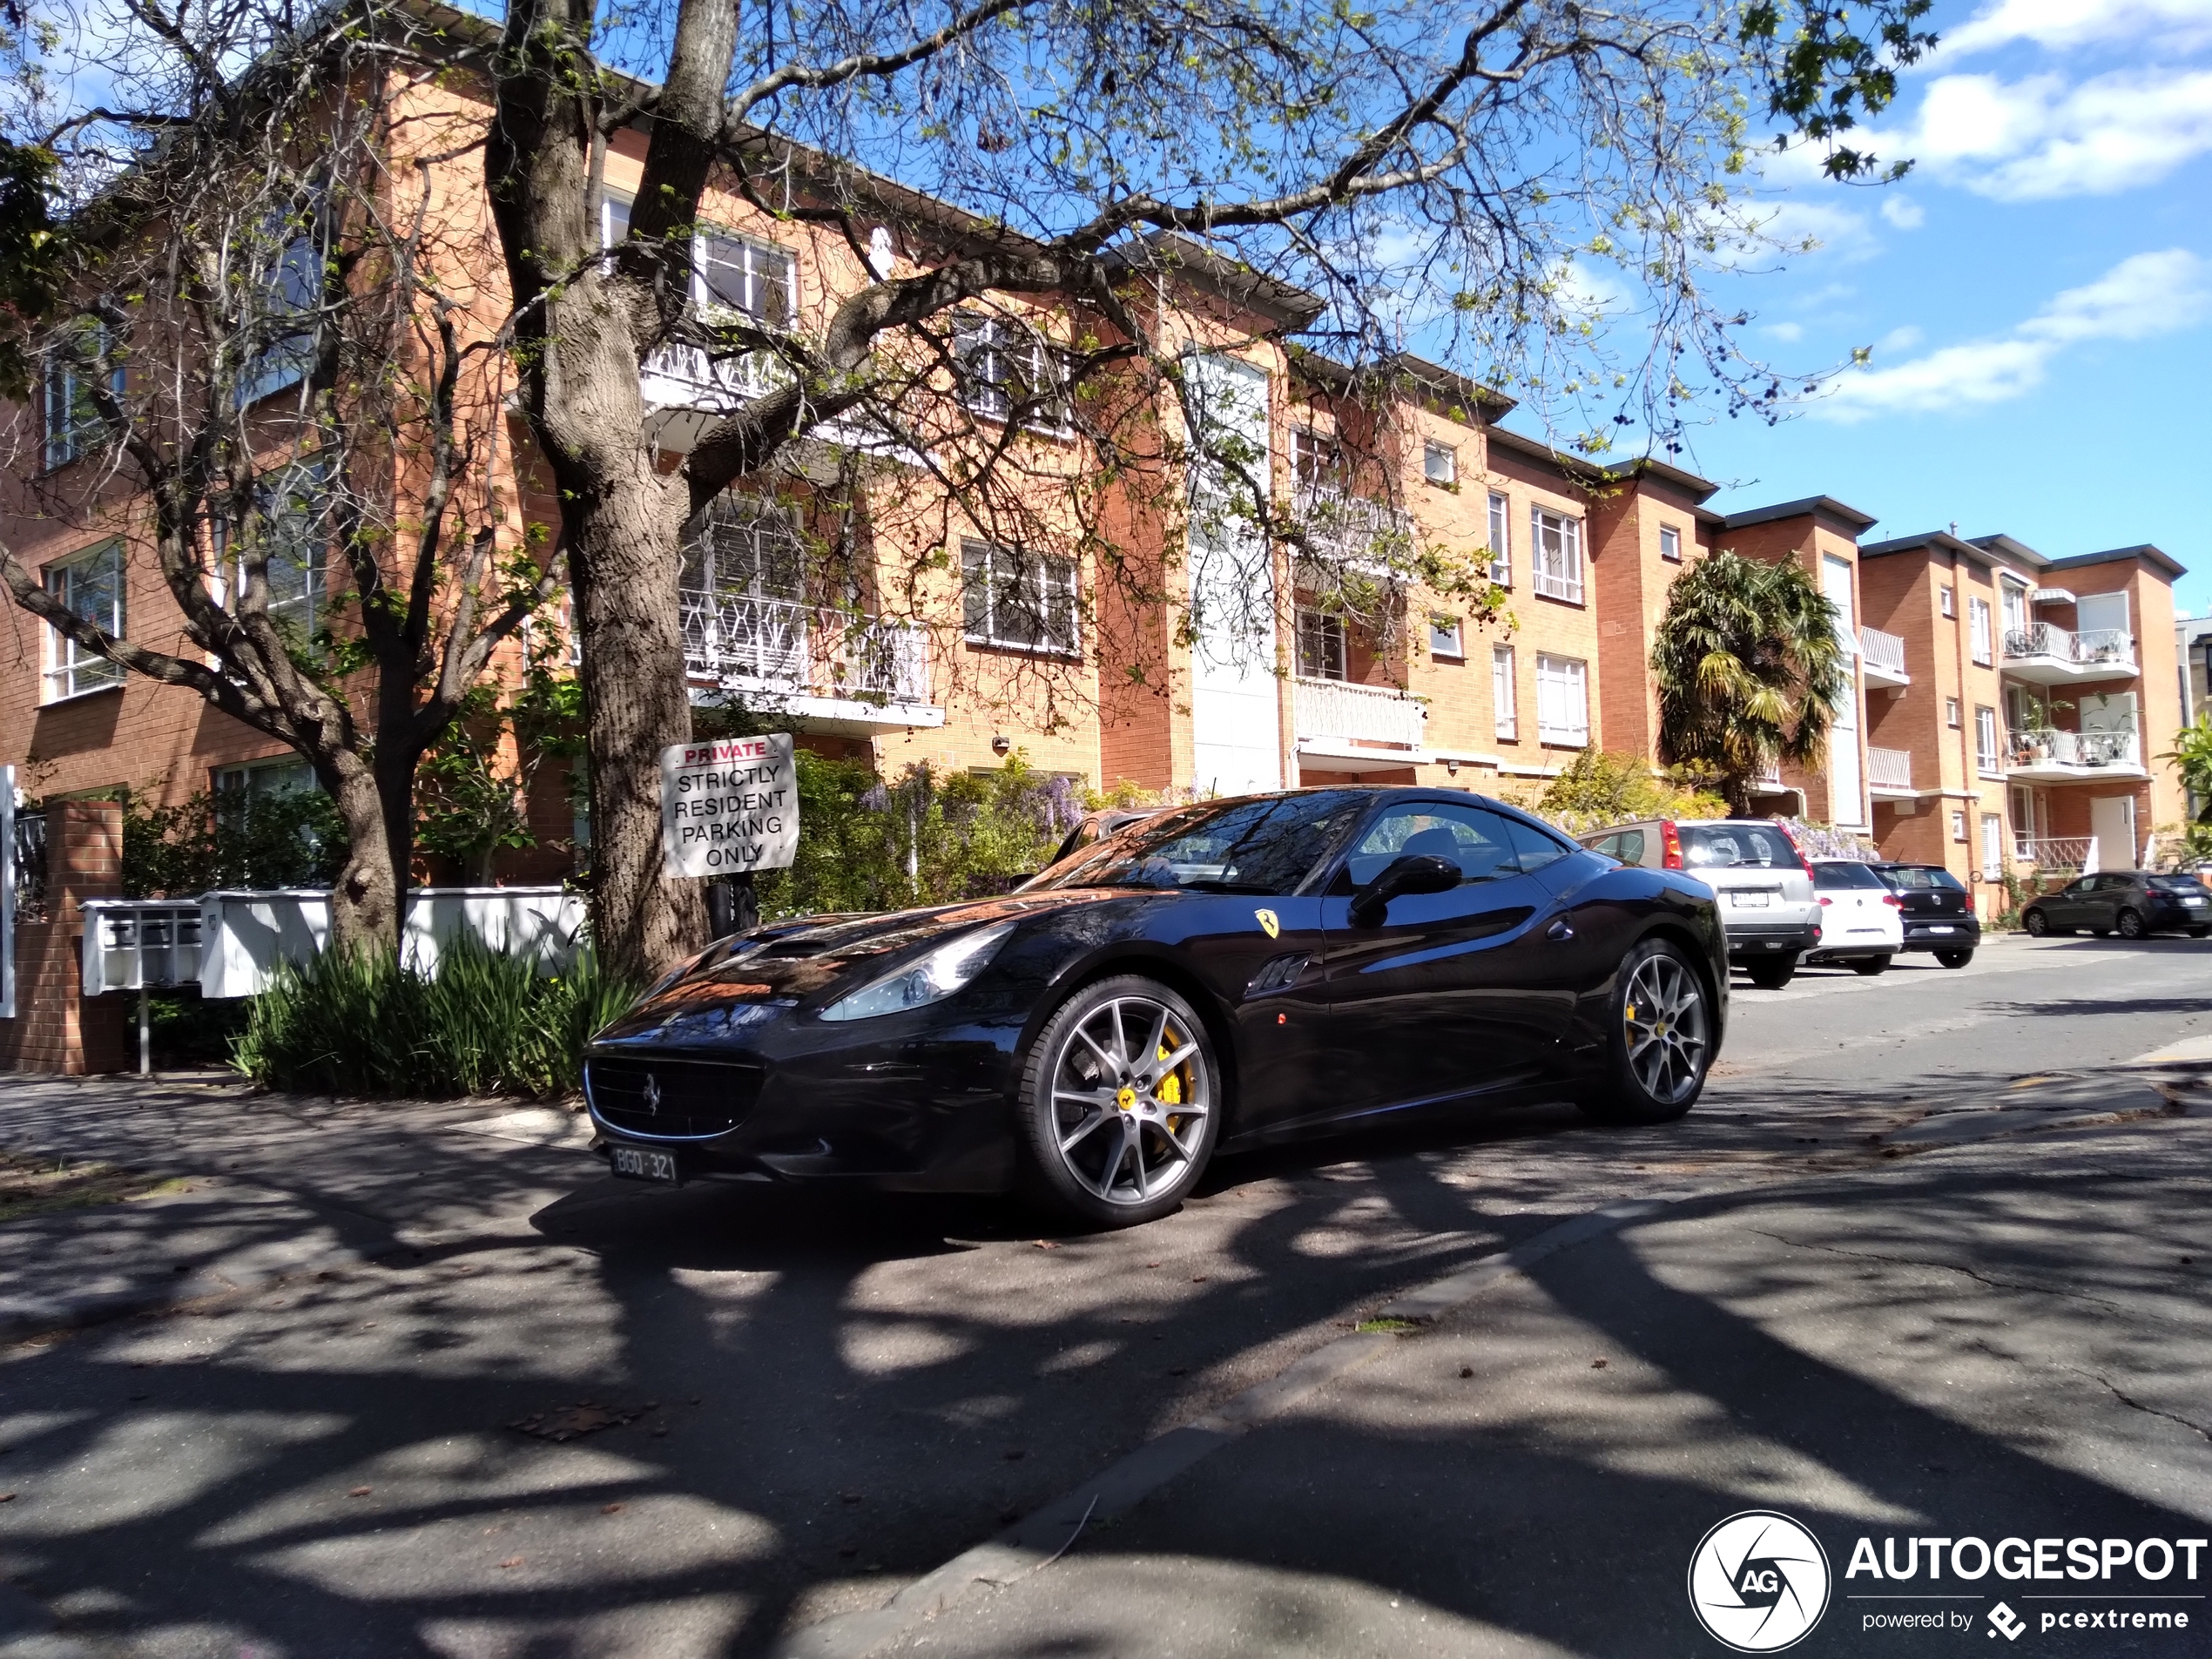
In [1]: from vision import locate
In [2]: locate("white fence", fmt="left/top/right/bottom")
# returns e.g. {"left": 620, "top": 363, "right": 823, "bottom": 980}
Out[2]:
{"left": 1293, "top": 678, "right": 1426, "bottom": 749}
{"left": 196, "top": 887, "right": 588, "bottom": 999}
{"left": 1860, "top": 626, "right": 1908, "bottom": 678}
{"left": 1866, "top": 746, "right": 1913, "bottom": 790}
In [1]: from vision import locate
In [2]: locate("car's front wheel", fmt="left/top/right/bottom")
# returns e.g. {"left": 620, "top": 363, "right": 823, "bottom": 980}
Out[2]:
{"left": 1935, "top": 948, "right": 1974, "bottom": 968}
{"left": 2023, "top": 909, "right": 2051, "bottom": 936}
{"left": 2116, "top": 907, "right": 2146, "bottom": 940}
{"left": 1580, "top": 939, "right": 1711, "bottom": 1125}
{"left": 1017, "top": 975, "right": 1221, "bottom": 1229}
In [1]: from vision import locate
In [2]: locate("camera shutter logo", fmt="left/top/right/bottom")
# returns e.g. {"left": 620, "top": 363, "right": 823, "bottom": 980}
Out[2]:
{"left": 1688, "top": 1511, "right": 1831, "bottom": 1652}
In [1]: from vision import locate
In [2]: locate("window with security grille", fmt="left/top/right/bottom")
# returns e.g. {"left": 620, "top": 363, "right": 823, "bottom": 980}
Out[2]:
{"left": 680, "top": 496, "right": 812, "bottom": 685}
{"left": 42, "top": 543, "right": 125, "bottom": 700}
{"left": 1487, "top": 491, "right": 1511, "bottom": 585}
{"left": 1530, "top": 507, "right": 1583, "bottom": 603}
{"left": 1297, "top": 608, "right": 1348, "bottom": 680}
{"left": 962, "top": 540, "right": 1079, "bottom": 656}
{"left": 954, "top": 314, "right": 1065, "bottom": 428}
{"left": 1535, "top": 652, "right": 1589, "bottom": 745}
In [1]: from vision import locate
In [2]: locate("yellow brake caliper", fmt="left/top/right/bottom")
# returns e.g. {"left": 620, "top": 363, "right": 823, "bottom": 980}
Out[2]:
{"left": 1157, "top": 1034, "right": 1184, "bottom": 1130}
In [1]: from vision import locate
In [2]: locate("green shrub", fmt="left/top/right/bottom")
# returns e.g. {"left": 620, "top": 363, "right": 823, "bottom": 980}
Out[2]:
{"left": 123, "top": 787, "right": 349, "bottom": 897}
{"left": 1534, "top": 747, "right": 1728, "bottom": 836}
{"left": 233, "top": 933, "right": 638, "bottom": 1099}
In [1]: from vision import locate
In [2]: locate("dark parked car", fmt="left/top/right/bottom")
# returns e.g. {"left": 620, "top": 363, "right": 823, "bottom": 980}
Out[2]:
{"left": 585, "top": 788, "right": 1730, "bottom": 1227}
{"left": 1871, "top": 862, "right": 1981, "bottom": 967}
{"left": 2021, "top": 871, "right": 2212, "bottom": 940}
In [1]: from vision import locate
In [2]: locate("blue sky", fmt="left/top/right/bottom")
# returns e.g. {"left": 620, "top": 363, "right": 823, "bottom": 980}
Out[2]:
{"left": 1645, "top": 0, "right": 2212, "bottom": 611}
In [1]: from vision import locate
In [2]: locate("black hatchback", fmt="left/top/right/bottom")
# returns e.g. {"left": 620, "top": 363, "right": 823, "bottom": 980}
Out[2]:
{"left": 2021, "top": 871, "right": 2212, "bottom": 940}
{"left": 1870, "top": 863, "right": 1981, "bottom": 967}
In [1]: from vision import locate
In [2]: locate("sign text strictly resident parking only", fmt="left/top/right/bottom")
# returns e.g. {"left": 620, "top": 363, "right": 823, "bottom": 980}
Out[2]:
{"left": 659, "top": 732, "right": 799, "bottom": 877}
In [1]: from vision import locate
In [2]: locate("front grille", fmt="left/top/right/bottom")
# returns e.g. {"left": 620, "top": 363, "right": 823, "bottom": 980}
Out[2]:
{"left": 586, "top": 1055, "right": 764, "bottom": 1139}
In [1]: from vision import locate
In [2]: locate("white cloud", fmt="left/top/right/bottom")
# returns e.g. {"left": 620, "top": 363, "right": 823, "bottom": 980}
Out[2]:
{"left": 1878, "top": 195, "right": 1926, "bottom": 230}
{"left": 1875, "top": 325, "right": 1925, "bottom": 354}
{"left": 1892, "top": 67, "right": 2212, "bottom": 199}
{"left": 1814, "top": 248, "right": 2210, "bottom": 421}
{"left": 1763, "top": 320, "right": 1806, "bottom": 342}
{"left": 1937, "top": 0, "right": 2212, "bottom": 58}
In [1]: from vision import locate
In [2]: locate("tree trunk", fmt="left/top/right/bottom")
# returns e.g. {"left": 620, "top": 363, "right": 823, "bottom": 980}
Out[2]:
{"left": 326, "top": 757, "right": 401, "bottom": 956}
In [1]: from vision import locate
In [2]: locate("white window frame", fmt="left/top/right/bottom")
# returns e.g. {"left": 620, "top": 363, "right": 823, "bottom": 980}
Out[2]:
{"left": 1530, "top": 506, "right": 1584, "bottom": 604}
{"left": 1492, "top": 644, "right": 1518, "bottom": 740}
{"left": 1968, "top": 597, "right": 1993, "bottom": 666}
{"left": 1534, "top": 652, "right": 1589, "bottom": 746}
{"left": 1658, "top": 523, "right": 1682, "bottom": 563}
{"left": 1423, "top": 440, "right": 1456, "bottom": 486}
{"left": 1979, "top": 813, "right": 2004, "bottom": 880}
{"left": 1946, "top": 697, "right": 1961, "bottom": 730}
{"left": 1974, "top": 705, "right": 2000, "bottom": 776}
{"left": 1939, "top": 585, "right": 1955, "bottom": 618}
{"left": 1486, "top": 491, "right": 1511, "bottom": 586}
{"left": 1427, "top": 615, "right": 1464, "bottom": 660}
{"left": 43, "top": 324, "right": 124, "bottom": 471}
{"left": 600, "top": 192, "right": 632, "bottom": 248}
{"left": 954, "top": 313, "right": 1066, "bottom": 431}
{"left": 1296, "top": 606, "right": 1348, "bottom": 681}
{"left": 41, "top": 542, "right": 126, "bottom": 702}
{"left": 2000, "top": 579, "right": 2029, "bottom": 644}
{"left": 695, "top": 228, "right": 797, "bottom": 328}
{"left": 961, "top": 539, "right": 1079, "bottom": 657}
{"left": 1291, "top": 426, "right": 1339, "bottom": 492}
{"left": 1951, "top": 808, "right": 1968, "bottom": 841}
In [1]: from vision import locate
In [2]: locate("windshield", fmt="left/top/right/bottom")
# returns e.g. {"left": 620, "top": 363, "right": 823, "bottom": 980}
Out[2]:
{"left": 1681, "top": 824, "right": 1800, "bottom": 871}
{"left": 1813, "top": 861, "right": 1886, "bottom": 890}
{"left": 1028, "top": 792, "right": 1367, "bottom": 895}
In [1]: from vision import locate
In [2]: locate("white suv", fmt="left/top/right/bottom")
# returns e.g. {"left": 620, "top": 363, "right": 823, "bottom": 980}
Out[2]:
{"left": 1578, "top": 819, "right": 1822, "bottom": 988}
{"left": 1805, "top": 859, "right": 1905, "bottom": 974}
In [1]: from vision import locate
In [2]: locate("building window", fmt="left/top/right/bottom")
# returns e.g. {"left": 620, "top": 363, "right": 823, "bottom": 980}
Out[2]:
{"left": 1974, "top": 705, "right": 2000, "bottom": 776}
{"left": 1530, "top": 507, "right": 1583, "bottom": 604}
{"left": 1946, "top": 697, "right": 1961, "bottom": 729}
{"left": 1659, "top": 523, "right": 1682, "bottom": 563}
{"left": 600, "top": 192, "right": 631, "bottom": 247}
{"left": 698, "top": 230, "right": 797, "bottom": 327}
{"left": 1951, "top": 808, "right": 1967, "bottom": 842}
{"left": 1291, "top": 426, "right": 1343, "bottom": 493}
{"left": 2000, "top": 579, "right": 2028, "bottom": 647}
{"left": 961, "top": 540, "right": 1078, "bottom": 656}
{"left": 954, "top": 314, "right": 1064, "bottom": 428}
{"left": 1979, "top": 813, "right": 2004, "bottom": 879}
{"left": 1427, "top": 616, "right": 1464, "bottom": 660}
{"left": 41, "top": 543, "right": 125, "bottom": 701}
{"left": 1423, "top": 441, "right": 1456, "bottom": 486}
{"left": 1939, "top": 585, "right": 1954, "bottom": 618}
{"left": 237, "top": 226, "right": 320, "bottom": 408}
{"left": 1535, "top": 652, "right": 1589, "bottom": 745}
{"left": 1486, "top": 491, "right": 1511, "bottom": 586}
{"left": 1296, "top": 607, "right": 1348, "bottom": 680}
{"left": 42, "top": 323, "right": 123, "bottom": 471}
{"left": 1968, "top": 597, "right": 1992, "bottom": 666}
{"left": 1492, "top": 644, "right": 1517, "bottom": 740}
{"left": 219, "top": 466, "right": 328, "bottom": 646}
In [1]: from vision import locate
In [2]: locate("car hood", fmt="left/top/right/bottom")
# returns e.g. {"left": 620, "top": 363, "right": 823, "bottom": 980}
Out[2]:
{"left": 597, "top": 888, "right": 1129, "bottom": 1039}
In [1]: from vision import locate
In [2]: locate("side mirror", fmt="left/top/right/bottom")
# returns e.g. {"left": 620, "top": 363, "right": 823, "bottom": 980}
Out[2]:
{"left": 1348, "top": 853, "right": 1460, "bottom": 927}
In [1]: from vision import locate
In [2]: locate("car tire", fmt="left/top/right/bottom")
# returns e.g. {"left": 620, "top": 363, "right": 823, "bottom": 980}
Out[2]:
{"left": 2023, "top": 909, "right": 2050, "bottom": 937}
{"left": 2116, "top": 908, "right": 2146, "bottom": 940}
{"left": 2191, "top": 927, "right": 2209, "bottom": 940}
{"left": 2092, "top": 927, "right": 2112, "bottom": 937}
{"left": 1015, "top": 974, "right": 1222, "bottom": 1230}
{"left": 1745, "top": 954, "right": 1797, "bottom": 990}
{"left": 1935, "top": 949, "right": 1974, "bottom": 968}
{"left": 1851, "top": 954, "right": 1892, "bottom": 975}
{"left": 1578, "top": 937, "right": 1711, "bottom": 1126}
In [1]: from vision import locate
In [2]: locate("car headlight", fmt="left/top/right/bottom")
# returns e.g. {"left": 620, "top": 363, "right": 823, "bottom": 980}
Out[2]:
{"left": 819, "top": 921, "right": 1017, "bottom": 1022}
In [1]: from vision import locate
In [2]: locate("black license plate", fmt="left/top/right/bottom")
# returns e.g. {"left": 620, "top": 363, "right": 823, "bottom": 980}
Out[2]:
{"left": 610, "top": 1146, "right": 679, "bottom": 1184}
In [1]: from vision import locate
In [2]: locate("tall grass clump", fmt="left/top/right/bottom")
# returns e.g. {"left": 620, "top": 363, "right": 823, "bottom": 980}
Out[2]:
{"left": 233, "top": 933, "right": 638, "bottom": 1098}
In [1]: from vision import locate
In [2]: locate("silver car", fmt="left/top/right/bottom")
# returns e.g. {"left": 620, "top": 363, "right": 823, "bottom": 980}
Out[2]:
{"left": 1579, "top": 819, "right": 1822, "bottom": 988}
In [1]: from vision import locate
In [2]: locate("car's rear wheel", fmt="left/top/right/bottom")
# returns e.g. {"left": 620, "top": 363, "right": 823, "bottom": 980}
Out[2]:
{"left": 1017, "top": 975, "right": 1220, "bottom": 1229}
{"left": 2116, "top": 907, "right": 2146, "bottom": 940}
{"left": 1745, "top": 954, "right": 1797, "bottom": 990}
{"left": 1580, "top": 939, "right": 1710, "bottom": 1125}
{"left": 2191, "top": 927, "right": 2209, "bottom": 940}
{"left": 1851, "top": 954, "right": 1892, "bottom": 975}
{"left": 1935, "top": 948, "right": 1974, "bottom": 968}
{"left": 2023, "top": 909, "right": 2050, "bottom": 937}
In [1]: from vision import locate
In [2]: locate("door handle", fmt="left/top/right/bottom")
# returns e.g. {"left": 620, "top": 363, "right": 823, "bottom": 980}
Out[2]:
{"left": 1546, "top": 917, "right": 1575, "bottom": 942}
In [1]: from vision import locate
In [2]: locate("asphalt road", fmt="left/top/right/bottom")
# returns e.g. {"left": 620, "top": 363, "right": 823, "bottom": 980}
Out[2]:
{"left": 0, "top": 934, "right": 2209, "bottom": 1658}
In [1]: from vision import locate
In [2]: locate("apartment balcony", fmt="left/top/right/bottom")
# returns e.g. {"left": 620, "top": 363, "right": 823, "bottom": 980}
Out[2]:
{"left": 2013, "top": 835, "right": 2097, "bottom": 873}
{"left": 680, "top": 592, "right": 944, "bottom": 733}
{"left": 2001, "top": 623, "right": 2137, "bottom": 685}
{"left": 1867, "top": 746, "right": 1915, "bottom": 797}
{"left": 1292, "top": 676, "right": 1428, "bottom": 773}
{"left": 641, "top": 345, "right": 783, "bottom": 452}
{"left": 2005, "top": 727, "right": 2146, "bottom": 783}
{"left": 1290, "top": 484, "right": 1414, "bottom": 574}
{"left": 1860, "top": 625, "right": 1910, "bottom": 689}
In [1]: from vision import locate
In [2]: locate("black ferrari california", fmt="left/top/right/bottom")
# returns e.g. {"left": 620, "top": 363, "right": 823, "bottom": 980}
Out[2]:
{"left": 583, "top": 787, "right": 1728, "bottom": 1226}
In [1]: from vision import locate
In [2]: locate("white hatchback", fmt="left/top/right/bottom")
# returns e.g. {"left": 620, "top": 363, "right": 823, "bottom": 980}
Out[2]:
{"left": 1806, "top": 859, "right": 1905, "bottom": 972}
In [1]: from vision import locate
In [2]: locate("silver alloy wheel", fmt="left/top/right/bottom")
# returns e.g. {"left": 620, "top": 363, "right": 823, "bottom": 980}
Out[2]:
{"left": 1047, "top": 995, "right": 1211, "bottom": 1207}
{"left": 1622, "top": 951, "right": 1709, "bottom": 1105}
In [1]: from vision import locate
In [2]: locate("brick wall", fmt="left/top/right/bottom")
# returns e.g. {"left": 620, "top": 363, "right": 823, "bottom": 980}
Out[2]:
{"left": 1, "top": 799, "right": 132, "bottom": 1075}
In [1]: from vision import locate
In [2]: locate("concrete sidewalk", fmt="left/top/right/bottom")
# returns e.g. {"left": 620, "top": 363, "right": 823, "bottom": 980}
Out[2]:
{"left": 859, "top": 1113, "right": 2212, "bottom": 1659}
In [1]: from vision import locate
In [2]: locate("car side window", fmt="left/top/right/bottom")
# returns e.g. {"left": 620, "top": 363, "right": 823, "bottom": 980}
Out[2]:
{"left": 1501, "top": 815, "right": 1570, "bottom": 873}
{"left": 1345, "top": 803, "right": 1519, "bottom": 887}
{"left": 1616, "top": 829, "right": 1645, "bottom": 865}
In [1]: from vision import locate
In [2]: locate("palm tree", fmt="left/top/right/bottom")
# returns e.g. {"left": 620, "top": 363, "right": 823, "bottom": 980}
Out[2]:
{"left": 1650, "top": 551, "right": 1851, "bottom": 816}
{"left": 2160, "top": 711, "right": 2212, "bottom": 823}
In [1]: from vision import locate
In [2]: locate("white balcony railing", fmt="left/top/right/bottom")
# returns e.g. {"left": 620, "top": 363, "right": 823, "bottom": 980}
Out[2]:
{"left": 1293, "top": 677, "right": 1426, "bottom": 749}
{"left": 1860, "top": 626, "right": 1909, "bottom": 680}
{"left": 1867, "top": 746, "right": 1913, "bottom": 790}
{"left": 2003, "top": 624, "right": 2137, "bottom": 672}
{"left": 2014, "top": 835, "right": 2095, "bottom": 872}
{"left": 2008, "top": 728, "right": 2139, "bottom": 770}
{"left": 679, "top": 591, "right": 931, "bottom": 707}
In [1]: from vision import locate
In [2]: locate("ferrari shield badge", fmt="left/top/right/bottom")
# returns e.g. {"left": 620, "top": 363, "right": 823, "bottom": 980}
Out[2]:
{"left": 1255, "top": 908, "right": 1280, "bottom": 940}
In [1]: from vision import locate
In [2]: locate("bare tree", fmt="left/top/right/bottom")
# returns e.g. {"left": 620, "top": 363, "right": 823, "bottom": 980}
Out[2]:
{"left": 0, "top": 7, "right": 556, "bottom": 952}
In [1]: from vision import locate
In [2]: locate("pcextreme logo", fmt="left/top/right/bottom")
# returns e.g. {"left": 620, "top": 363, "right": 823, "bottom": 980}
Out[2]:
{"left": 1689, "top": 1510, "right": 1833, "bottom": 1652}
